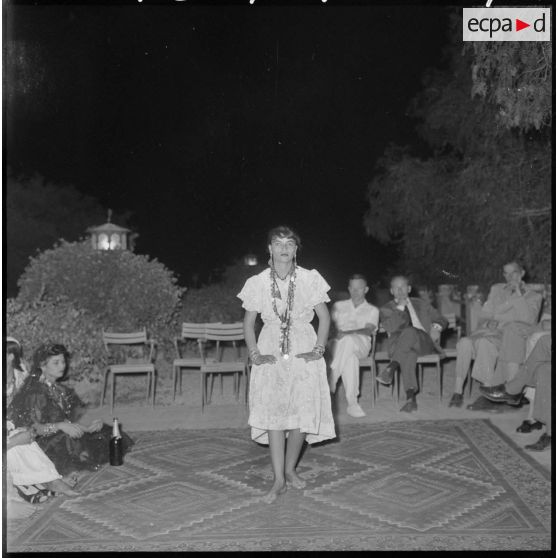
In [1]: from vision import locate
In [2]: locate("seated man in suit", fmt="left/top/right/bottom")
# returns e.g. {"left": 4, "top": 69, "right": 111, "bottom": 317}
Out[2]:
{"left": 329, "top": 274, "right": 379, "bottom": 418}
{"left": 479, "top": 332, "right": 551, "bottom": 451}
{"left": 448, "top": 261, "right": 542, "bottom": 409}
{"left": 377, "top": 275, "right": 448, "bottom": 412}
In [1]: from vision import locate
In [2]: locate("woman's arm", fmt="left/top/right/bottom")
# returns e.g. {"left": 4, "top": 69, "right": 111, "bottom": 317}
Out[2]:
{"left": 243, "top": 310, "right": 276, "bottom": 365}
{"left": 243, "top": 310, "right": 259, "bottom": 354}
{"left": 295, "top": 302, "right": 331, "bottom": 362}
{"left": 314, "top": 302, "right": 331, "bottom": 347}
{"left": 34, "top": 421, "right": 85, "bottom": 438}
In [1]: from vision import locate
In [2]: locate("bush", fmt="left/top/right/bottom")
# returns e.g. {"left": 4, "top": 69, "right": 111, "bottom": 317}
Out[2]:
{"left": 180, "top": 283, "right": 244, "bottom": 324}
{"left": 6, "top": 298, "right": 105, "bottom": 402}
{"left": 13, "top": 240, "right": 186, "bottom": 401}
{"left": 17, "top": 240, "right": 185, "bottom": 343}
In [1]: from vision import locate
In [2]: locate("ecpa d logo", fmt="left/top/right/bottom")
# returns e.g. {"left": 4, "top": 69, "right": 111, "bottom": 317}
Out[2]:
{"left": 463, "top": 7, "right": 551, "bottom": 41}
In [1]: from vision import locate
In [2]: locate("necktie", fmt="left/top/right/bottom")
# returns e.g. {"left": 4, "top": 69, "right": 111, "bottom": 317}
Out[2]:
{"left": 403, "top": 304, "right": 412, "bottom": 325}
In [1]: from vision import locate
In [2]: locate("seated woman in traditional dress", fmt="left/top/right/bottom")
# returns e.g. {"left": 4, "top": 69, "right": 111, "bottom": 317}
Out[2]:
{"left": 238, "top": 225, "right": 335, "bottom": 503}
{"left": 8, "top": 343, "right": 134, "bottom": 477}
{"left": 6, "top": 338, "right": 78, "bottom": 510}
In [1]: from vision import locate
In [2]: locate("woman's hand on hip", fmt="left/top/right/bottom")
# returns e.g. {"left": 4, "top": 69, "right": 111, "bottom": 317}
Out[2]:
{"left": 295, "top": 351, "right": 322, "bottom": 362}
{"left": 251, "top": 353, "right": 277, "bottom": 366}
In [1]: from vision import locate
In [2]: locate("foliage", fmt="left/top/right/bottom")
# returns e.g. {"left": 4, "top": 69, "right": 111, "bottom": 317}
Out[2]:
{"left": 221, "top": 260, "right": 267, "bottom": 291}
{"left": 180, "top": 260, "right": 266, "bottom": 324}
{"left": 181, "top": 283, "right": 245, "bottom": 324}
{"left": 363, "top": 18, "right": 551, "bottom": 290}
{"left": 17, "top": 240, "right": 185, "bottom": 354}
{"left": 5, "top": 298, "right": 105, "bottom": 387}
{"left": 469, "top": 41, "right": 552, "bottom": 132}
{"left": 5, "top": 171, "right": 129, "bottom": 297}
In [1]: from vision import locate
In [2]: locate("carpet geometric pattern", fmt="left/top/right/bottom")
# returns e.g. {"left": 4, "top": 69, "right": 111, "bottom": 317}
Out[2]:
{"left": 8, "top": 419, "right": 551, "bottom": 551}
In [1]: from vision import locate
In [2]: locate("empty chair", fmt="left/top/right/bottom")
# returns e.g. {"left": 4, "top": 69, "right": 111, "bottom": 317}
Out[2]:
{"left": 200, "top": 323, "right": 248, "bottom": 412}
{"left": 100, "top": 329, "right": 157, "bottom": 413}
{"left": 172, "top": 322, "right": 219, "bottom": 401}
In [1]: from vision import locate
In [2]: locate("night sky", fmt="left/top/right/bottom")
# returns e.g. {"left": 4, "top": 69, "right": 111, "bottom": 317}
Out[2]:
{"left": 6, "top": 2, "right": 449, "bottom": 292}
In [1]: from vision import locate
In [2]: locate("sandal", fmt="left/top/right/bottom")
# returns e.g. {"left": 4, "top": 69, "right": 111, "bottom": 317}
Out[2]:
{"left": 16, "top": 485, "right": 53, "bottom": 504}
{"left": 516, "top": 420, "right": 543, "bottom": 433}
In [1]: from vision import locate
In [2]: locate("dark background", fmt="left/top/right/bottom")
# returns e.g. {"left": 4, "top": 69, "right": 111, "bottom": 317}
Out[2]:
{"left": 5, "top": 3, "right": 449, "bottom": 291}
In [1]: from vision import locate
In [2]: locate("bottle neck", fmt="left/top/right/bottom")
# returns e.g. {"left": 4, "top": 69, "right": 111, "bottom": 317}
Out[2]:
{"left": 112, "top": 419, "right": 121, "bottom": 438}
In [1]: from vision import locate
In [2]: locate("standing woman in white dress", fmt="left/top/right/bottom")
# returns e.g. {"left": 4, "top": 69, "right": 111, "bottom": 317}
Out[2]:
{"left": 238, "top": 226, "right": 335, "bottom": 503}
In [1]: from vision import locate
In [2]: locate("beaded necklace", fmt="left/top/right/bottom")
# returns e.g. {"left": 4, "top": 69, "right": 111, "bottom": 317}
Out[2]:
{"left": 270, "top": 264, "right": 297, "bottom": 359}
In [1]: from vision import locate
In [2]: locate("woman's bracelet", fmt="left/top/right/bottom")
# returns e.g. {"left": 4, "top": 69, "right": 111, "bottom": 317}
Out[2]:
{"left": 312, "top": 344, "right": 325, "bottom": 357}
{"left": 249, "top": 348, "right": 261, "bottom": 360}
{"left": 43, "top": 423, "right": 58, "bottom": 436}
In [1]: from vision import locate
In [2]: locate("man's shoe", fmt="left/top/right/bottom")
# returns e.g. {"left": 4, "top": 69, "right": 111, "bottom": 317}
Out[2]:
{"left": 479, "top": 384, "right": 506, "bottom": 396}
{"left": 525, "top": 433, "right": 551, "bottom": 452}
{"left": 516, "top": 420, "right": 544, "bottom": 433}
{"left": 480, "top": 387, "right": 523, "bottom": 406}
{"left": 448, "top": 393, "right": 463, "bottom": 408}
{"left": 400, "top": 399, "right": 418, "bottom": 413}
{"left": 466, "top": 396, "right": 512, "bottom": 412}
{"left": 347, "top": 403, "right": 366, "bottom": 418}
{"left": 377, "top": 361, "right": 399, "bottom": 385}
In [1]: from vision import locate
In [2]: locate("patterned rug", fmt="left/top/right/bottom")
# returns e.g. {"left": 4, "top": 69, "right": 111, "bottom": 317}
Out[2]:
{"left": 8, "top": 419, "right": 551, "bottom": 552}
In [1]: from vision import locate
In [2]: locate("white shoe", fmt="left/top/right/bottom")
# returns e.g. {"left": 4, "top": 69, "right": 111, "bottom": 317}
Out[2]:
{"left": 347, "top": 403, "right": 366, "bottom": 418}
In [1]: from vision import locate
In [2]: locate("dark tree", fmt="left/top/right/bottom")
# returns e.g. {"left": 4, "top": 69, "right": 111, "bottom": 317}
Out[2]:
{"left": 363, "top": 16, "right": 551, "bottom": 289}
{"left": 6, "top": 171, "right": 130, "bottom": 296}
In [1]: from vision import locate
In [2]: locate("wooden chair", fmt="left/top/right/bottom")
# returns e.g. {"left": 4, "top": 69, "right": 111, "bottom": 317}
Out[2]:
{"left": 199, "top": 323, "right": 248, "bottom": 412}
{"left": 171, "top": 322, "right": 219, "bottom": 401}
{"left": 100, "top": 329, "right": 156, "bottom": 412}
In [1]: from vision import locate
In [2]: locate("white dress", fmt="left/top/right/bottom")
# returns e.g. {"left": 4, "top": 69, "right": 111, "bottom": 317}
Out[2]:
{"left": 238, "top": 266, "right": 336, "bottom": 445}
{"left": 7, "top": 374, "right": 62, "bottom": 488}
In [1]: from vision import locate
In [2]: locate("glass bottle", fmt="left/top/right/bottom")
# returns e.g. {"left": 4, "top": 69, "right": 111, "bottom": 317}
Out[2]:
{"left": 109, "top": 417, "right": 123, "bottom": 466}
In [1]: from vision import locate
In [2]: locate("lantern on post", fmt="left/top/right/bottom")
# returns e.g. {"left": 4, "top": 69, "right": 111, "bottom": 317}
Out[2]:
{"left": 87, "top": 210, "right": 134, "bottom": 251}
{"left": 243, "top": 253, "right": 258, "bottom": 266}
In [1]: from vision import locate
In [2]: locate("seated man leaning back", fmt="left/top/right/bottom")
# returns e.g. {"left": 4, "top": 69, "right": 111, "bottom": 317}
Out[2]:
{"left": 377, "top": 275, "right": 447, "bottom": 413}
{"left": 448, "top": 261, "right": 542, "bottom": 410}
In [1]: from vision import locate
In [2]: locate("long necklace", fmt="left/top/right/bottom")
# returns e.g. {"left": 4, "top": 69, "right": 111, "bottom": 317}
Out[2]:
{"left": 270, "top": 264, "right": 297, "bottom": 359}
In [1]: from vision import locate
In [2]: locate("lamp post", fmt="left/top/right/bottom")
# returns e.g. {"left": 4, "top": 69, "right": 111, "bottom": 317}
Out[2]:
{"left": 87, "top": 210, "right": 135, "bottom": 251}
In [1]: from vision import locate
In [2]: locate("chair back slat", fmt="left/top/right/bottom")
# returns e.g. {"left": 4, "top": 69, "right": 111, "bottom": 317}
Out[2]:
{"left": 103, "top": 329, "right": 147, "bottom": 348}
{"left": 181, "top": 322, "right": 223, "bottom": 340}
{"left": 181, "top": 323, "right": 208, "bottom": 340}
{"left": 204, "top": 323, "right": 245, "bottom": 342}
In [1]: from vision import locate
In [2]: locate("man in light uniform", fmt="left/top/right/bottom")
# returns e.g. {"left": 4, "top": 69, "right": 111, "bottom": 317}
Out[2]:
{"left": 329, "top": 274, "right": 379, "bottom": 418}
{"left": 448, "top": 261, "right": 542, "bottom": 409}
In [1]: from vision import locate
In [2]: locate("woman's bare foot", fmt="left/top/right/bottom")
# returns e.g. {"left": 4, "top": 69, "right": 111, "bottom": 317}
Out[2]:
{"left": 64, "top": 473, "right": 80, "bottom": 488}
{"left": 262, "top": 481, "right": 287, "bottom": 504}
{"left": 46, "top": 478, "right": 80, "bottom": 497}
{"left": 285, "top": 471, "right": 306, "bottom": 489}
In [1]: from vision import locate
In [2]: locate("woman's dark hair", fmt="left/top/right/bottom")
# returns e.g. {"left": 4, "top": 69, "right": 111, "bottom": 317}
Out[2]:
{"left": 6, "top": 339, "right": 24, "bottom": 372}
{"left": 267, "top": 225, "right": 302, "bottom": 250}
{"left": 30, "top": 343, "right": 70, "bottom": 379}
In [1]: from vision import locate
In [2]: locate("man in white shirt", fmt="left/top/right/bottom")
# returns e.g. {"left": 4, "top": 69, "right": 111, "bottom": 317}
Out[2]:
{"left": 329, "top": 274, "right": 379, "bottom": 418}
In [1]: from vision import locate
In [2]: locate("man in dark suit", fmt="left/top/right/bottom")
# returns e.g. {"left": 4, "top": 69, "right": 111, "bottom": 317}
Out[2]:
{"left": 378, "top": 275, "right": 448, "bottom": 412}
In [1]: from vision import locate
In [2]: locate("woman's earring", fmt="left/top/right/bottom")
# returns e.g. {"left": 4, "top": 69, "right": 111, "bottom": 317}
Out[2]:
{"left": 293, "top": 252, "right": 297, "bottom": 268}
{"left": 268, "top": 252, "right": 273, "bottom": 267}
